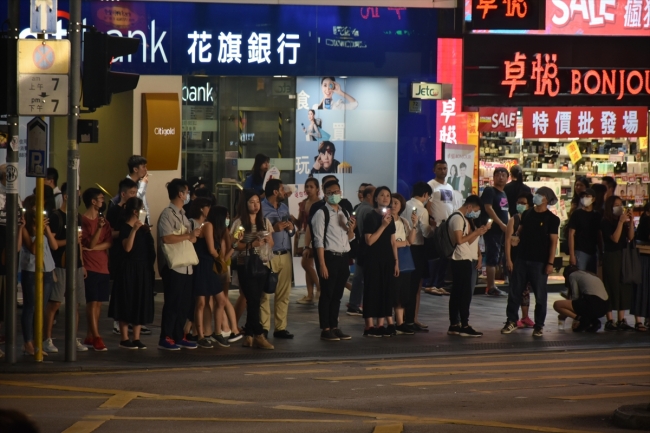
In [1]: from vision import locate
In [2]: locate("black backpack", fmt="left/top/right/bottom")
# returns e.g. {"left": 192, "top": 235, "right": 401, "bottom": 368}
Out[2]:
{"left": 431, "top": 212, "right": 466, "bottom": 259}
{"left": 318, "top": 205, "right": 358, "bottom": 259}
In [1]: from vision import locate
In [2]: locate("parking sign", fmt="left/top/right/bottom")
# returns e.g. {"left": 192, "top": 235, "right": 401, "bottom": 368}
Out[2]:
{"left": 27, "top": 117, "right": 48, "bottom": 178}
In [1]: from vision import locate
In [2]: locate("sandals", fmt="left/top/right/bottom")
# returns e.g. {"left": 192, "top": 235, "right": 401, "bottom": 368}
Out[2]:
{"left": 296, "top": 296, "right": 314, "bottom": 305}
{"left": 424, "top": 287, "right": 444, "bottom": 296}
{"left": 635, "top": 322, "right": 648, "bottom": 332}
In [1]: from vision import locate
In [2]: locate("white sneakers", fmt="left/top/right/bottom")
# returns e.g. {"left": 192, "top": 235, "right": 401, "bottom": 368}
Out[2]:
{"left": 43, "top": 338, "right": 89, "bottom": 352}
{"left": 76, "top": 338, "right": 88, "bottom": 352}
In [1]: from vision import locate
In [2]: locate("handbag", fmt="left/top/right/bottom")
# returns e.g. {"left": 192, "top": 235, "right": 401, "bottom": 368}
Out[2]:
{"left": 212, "top": 257, "right": 228, "bottom": 275}
{"left": 621, "top": 242, "right": 642, "bottom": 285}
{"left": 245, "top": 245, "right": 270, "bottom": 278}
{"left": 397, "top": 246, "right": 416, "bottom": 273}
{"left": 161, "top": 225, "right": 199, "bottom": 268}
{"left": 264, "top": 269, "right": 278, "bottom": 294}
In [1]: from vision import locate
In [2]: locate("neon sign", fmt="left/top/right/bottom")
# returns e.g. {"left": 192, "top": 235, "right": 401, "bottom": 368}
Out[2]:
{"left": 471, "top": 0, "right": 545, "bottom": 30}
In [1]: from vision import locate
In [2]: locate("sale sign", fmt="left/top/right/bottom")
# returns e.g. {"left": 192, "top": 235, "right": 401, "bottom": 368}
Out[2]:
{"left": 522, "top": 106, "right": 648, "bottom": 138}
{"left": 546, "top": 0, "right": 650, "bottom": 36}
{"left": 478, "top": 107, "right": 518, "bottom": 132}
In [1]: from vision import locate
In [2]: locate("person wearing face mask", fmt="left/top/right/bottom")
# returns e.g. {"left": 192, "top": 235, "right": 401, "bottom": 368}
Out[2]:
{"left": 261, "top": 179, "right": 295, "bottom": 340}
{"left": 481, "top": 167, "right": 510, "bottom": 297}
{"left": 600, "top": 196, "right": 635, "bottom": 331}
{"left": 503, "top": 187, "right": 560, "bottom": 338}
{"left": 446, "top": 195, "right": 490, "bottom": 337}
{"left": 567, "top": 188, "right": 601, "bottom": 273}
{"left": 505, "top": 193, "right": 535, "bottom": 329}
{"left": 81, "top": 188, "right": 113, "bottom": 351}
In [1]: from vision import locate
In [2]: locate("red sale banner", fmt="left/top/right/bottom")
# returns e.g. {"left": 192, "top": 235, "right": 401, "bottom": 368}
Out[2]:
{"left": 478, "top": 107, "right": 518, "bottom": 132}
{"left": 522, "top": 106, "right": 648, "bottom": 138}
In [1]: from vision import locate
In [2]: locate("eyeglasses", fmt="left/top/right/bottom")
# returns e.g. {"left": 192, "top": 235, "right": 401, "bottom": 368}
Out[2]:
{"left": 325, "top": 190, "right": 341, "bottom": 196}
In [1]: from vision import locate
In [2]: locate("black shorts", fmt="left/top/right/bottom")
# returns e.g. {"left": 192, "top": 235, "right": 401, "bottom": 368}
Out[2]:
{"left": 573, "top": 295, "right": 608, "bottom": 320}
{"left": 85, "top": 271, "right": 111, "bottom": 303}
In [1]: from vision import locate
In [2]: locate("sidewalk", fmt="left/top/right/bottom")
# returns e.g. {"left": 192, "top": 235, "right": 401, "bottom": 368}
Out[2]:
{"left": 1, "top": 284, "right": 647, "bottom": 373}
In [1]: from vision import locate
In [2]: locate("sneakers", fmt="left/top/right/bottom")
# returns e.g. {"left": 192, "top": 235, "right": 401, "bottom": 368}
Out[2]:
{"left": 532, "top": 326, "right": 543, "bottom": 337}
{"left": 385, "top": 324, "right": 396, "bottom": 337}
{"left": 363, "top": 327, "right": 381, "bottom": 338}
{"left": 273, "top": 330, "right": 294, "bottom": 339}
{"left": 459, "top": 326, "right": 483, "bottom": 338}
{"left": 197, "top": 338, "right": 213, "bottom": 349}
{"left": 177, "top": 338, "right": 198, "bottom": 350}
{"left": 112, "top": 324, "right": 120, "bottom": 335}
{"left": 586, "top": 319, "right": 602, "bottom": 333}
{"left": 132, "top": 340, "right": 147, "bottom": 349}
{"left": 517, "top": 317, "right": 535, "bottom": 328}
{"left": 119, "top": 340, "right": 137, "bottom": 350}
{"left": 252, "top": 335, "right": 274, "bottom": 350}
{"left": 604, "top": 320, "right": 618, "bottom": 331}
{"left": 185, "top": 333, "right": 198, "bottom": 342}
{"left": 93, "top": 337, "right": 108, "bottom": 352}
{"left": 447, "top": 324, "right": 461, "bottom": 335}
{"left": 346, "top": 307, "right": 363, "bottom": 316}
{"left": 396, "top": 323, "right": 415, "bottom": 335}
{"left": 486, "top": 287, "right": 506, "bottom": 296}
{"left": 617, "top": 319, "right": 634, "bottom": 331}
{"left": 134, "top": 325, "right": 152, "bottom": 335}
{"left": 43, "top": 338, "right": 58, "bottom": 353}
{"left": 501, "top": 321, "right": 517, "bottom": 334}
{"left": 296, "top": 296, "right": 314, "bottom": 305}
{"left": 213, "top": 335, "right": 230, "bottom": 348}
{"left": 332, "top": 328, "right": 351, "bottom": 340}
{"left": 76, "top": 338, "right": 88, "bottom": 352}
{"left": 83, "top": 336, "right": 94, "bottom": 347}
{"left": 227, "top": 332, "right": 243, "bottom": 343}
{"left": 320, "top": 330, "right": 340, "bottom": 341}
{"left": 158, "top": 337, "right": 181, "bottom": 351}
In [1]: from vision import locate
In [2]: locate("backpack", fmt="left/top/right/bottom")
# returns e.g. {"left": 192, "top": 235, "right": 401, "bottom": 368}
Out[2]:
{"left": 431, "top": 212, "right": 466, "bottom": 259}
{"left": 318, "top": 205, "right": 358, "bottom": 259}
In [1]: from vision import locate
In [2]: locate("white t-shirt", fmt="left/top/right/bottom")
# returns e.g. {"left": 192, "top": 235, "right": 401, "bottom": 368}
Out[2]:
{"left": 427, "top": 179, "right": 455, "bottom": 225}
{"left": 394, "top": 217, "right": 407, "bottom": 241}
{"left": 447, "top": 213, "right": 478, "bottom": 261}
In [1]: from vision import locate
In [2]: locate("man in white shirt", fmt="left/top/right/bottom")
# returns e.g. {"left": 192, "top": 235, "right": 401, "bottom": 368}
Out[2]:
{"left": 113, "top": 155, "right": 150, "bottom": 223}
{"left": 400, "top": 182, "right": 434, "bottom": 333}
{"left": 426, "top": 160, "right": 456, "bottom": 294}
{"left": 46, "top": 168, "right": 63, "bottom": 210}
{"left": 447, "top": 195, "right": 489, "bottom": 338}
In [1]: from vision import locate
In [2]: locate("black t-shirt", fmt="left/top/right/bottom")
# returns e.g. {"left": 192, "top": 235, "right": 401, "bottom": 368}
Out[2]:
{"left": 119, "top": 222, "right": 156, "bottom": 263}
{"left": 636, "top": 214, "right": 650, "bottom": 243}
{"left": 503, "top": 181, "right": 531, "bottom": 217}
{"left": 481, "top": 186, "right": 509, "bottom": 234}
{"left": 362, "top": 211, "right": 396, "bottom": 263}
{"left": 601, "top": 218, "right": 629, "bottom": 252}
{"left": 49, "top": 210, "right": 83, "bottom": 268}
{"left": 567, "top": 209, "right": 601, "bottom": 255}
{"left": 106, "top": 203, "right": 123, "bottom": 230}
{"left": 518, "top": 209, "right": 560, "bottom": 263}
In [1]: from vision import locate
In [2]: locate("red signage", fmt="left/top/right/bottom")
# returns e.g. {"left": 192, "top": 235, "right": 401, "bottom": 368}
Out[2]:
{"left": 436, "top": 38, "right": 466, "bottom": 159}
{"left": 522, "top": 106, "right": 648, "bottom": 138}
{"left": 547, "top": 0, "right": 650, "bottom": 36}
{"left": 478, "top": 107, "right": 518, "bottom": 132}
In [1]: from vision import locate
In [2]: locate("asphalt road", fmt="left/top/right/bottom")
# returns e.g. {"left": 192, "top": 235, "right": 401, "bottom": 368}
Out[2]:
{"left": 2, "top": 347, "right": 650, "bottom": 433}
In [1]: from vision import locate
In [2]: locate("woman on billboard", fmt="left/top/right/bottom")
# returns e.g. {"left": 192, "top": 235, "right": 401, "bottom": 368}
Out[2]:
{"left": 302, "top": 110, "right": 323, "bottom": 142}
{"left": 313, "top": 77, "right": 358, "bottom": 111}
{"left": 310, "top": 141, "right": 340, "bottom": 174}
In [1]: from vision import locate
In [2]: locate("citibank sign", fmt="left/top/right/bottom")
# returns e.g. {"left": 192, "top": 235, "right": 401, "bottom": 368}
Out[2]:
{"left": 154, "top": 127, "right": 176, "bottom": 136}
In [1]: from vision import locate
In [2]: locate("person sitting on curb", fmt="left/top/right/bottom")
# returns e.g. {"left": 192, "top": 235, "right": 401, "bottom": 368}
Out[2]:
{"left": 554, "top": 265, "right": 609, "bottom": 332}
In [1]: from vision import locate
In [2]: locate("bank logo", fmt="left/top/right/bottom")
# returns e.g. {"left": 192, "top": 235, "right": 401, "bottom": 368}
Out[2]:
{"left": 154, "top": 127, "right": 176, "bottom": 136}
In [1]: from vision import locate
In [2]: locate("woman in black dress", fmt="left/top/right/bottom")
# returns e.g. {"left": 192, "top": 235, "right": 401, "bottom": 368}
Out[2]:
{"left": 109, "top": 197, "right": 155, "bottom": 350}
{"left": 362, "top": 186, "right": 399, "bottom": 337}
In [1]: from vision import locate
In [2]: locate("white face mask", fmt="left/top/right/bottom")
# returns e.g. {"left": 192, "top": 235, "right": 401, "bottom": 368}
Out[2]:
{"left": 613, "top": 206, "right": 623, "bottom": 216}
{"left": 581, "top": 197, "right": 593, "bottom": 207}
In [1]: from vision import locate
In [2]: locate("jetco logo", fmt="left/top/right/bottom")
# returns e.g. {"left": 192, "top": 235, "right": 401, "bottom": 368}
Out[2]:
{"left": 154, "top": 127, "right": 176, "bottom": 136}
{"left": 411, "top": 82, "right": 452, "bottom": 100}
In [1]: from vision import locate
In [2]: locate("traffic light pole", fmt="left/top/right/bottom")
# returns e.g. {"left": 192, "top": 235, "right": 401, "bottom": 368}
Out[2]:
{"left": 65, "top": 0, "right": 81, "bottom": 362}
{"left": 4, "top": 0, "right": 20, "bottom": 365}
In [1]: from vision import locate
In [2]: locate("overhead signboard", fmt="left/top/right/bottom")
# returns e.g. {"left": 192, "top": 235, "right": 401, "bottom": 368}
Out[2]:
{"left": 522, "top": 106, "right": 648, "bottom": 139}
{"left": 411, "top": 82, "right": 452, "bottom": 100}
{"left": 17, "top": 39, "right": 69, "bottom": 116}
{"left": 463, "top": 34, "right": 650, "bottom": 107}
{"left": 546, "top": 0, "right": 650, "bottom": 36}
{"left": 26, "top": 117, "right": 48, "bottom": 178}
{"left": 471, "top": 0, "right": 545, "bottom": 30}
{"left": 478, "top": 107, "right": 518, "bottom": 132}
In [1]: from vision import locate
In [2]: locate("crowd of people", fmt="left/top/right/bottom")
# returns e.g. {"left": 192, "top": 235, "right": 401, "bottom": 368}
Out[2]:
{"left": 0, "top": 154, "right": 649, "bottom": 358}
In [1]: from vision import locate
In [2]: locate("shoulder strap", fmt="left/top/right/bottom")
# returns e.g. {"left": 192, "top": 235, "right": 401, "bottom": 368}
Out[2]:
{"left": 321, "top": 206, "right": 330, "bottom": 249}
{"left": 446, "top": 212, "right": 466, "bottom": 246}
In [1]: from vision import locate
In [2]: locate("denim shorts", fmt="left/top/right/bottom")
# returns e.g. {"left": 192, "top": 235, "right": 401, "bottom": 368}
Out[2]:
{"left": 483, "top": 231, "right": 503, "bottom": 267}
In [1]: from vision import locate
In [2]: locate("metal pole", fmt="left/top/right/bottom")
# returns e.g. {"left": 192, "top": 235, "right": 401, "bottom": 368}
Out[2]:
{"left": 65, "top": 0, "right": 81, "bottom": 362}
{"left": 4, "top": 0, "right": 20, "bottom": 365}
{"left": 34, "top": 178, "right": 44, "bottom": 362}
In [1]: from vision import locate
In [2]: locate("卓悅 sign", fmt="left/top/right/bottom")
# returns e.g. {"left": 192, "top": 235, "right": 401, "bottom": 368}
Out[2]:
{"left": 411, "top": 82, "right": 452, "bottom": 100}
{"left": 471, "top": 0, "right": 545, "bottom": 30}
{"left": 463, "top": 34, "right": 650, "bottom": 107}
{"left": 436, "top": 38, "right": 467, "bottom": 160}
{"left": 478, "top": 107, "right": 518, "bottom": 132}
{"left": 522, "top": 106, "right": 648, "bottom": 139}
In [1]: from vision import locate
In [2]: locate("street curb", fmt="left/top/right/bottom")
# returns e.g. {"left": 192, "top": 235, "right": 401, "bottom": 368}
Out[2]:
{"left": 613, "top": 403, "right": 650, "bottom": 430}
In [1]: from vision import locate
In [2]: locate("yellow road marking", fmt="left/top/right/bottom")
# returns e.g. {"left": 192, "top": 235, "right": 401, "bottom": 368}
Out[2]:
{"left": 245, "top": 369, "right": 333, "bottom": 375}
{"left": 396, "top": 371, "right": 650, "bottom": 387}
{"left": 274, "top": 405, "right": 600, "bottom": 433}
{"left": 368, "top": 355, "right": 650, "bottom": 371}
{"left": 99, "top": 392, "right": 139, "bottom": 409}
{"left": 85, "top": 415, "right": 351, "bottom": 423}
{"left": 314, "top": 363, "right": 650, "bottom": 381}
{"left": 61, "top": 420, "right": 106, "bottom": 433}
{"left": 373, "top": 423, "right": 404, "bottom": 433}
{"left": 0, "top": 395, "right": 105, "bottom": 399}
{"left": 550, "top": 390, "right": 650, "bottom": 400}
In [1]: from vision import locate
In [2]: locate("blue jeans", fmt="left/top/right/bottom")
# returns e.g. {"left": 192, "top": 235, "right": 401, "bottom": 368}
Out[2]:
{"left": 349, "top": 262, "right": 364, "bottom": 309}
{"left": 506, "top": 259, "right": 548, "bottom": 328}
{"left": 21, "top": 271, "right": 54, "bottom": 343}
{"left": 575, "top": 250, "right": 597, "bottom": 274}
{"left": 428, "top": 257, "right": 449, "bottom": 288}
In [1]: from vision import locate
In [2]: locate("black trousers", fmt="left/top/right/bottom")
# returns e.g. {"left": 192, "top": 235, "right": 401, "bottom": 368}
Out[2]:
{"left": 236, "top": 265, "right": 265, "bottom": 336}
{"left": 317, "top": 252, "right": 350, "bottom": 330}
{"left": 405, "top": 245, "right": 426, "bottom": 324}
{"left": 449, "top": 259, "right": 474, "bottom": 327}
{"left": 160, "top": 267, "right": 193, "bottom": 342}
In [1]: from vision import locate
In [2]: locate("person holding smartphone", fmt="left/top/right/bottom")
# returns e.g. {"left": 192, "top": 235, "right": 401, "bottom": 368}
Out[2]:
{"left": 313, "top": 77, "right": 358, "bottom": 111}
